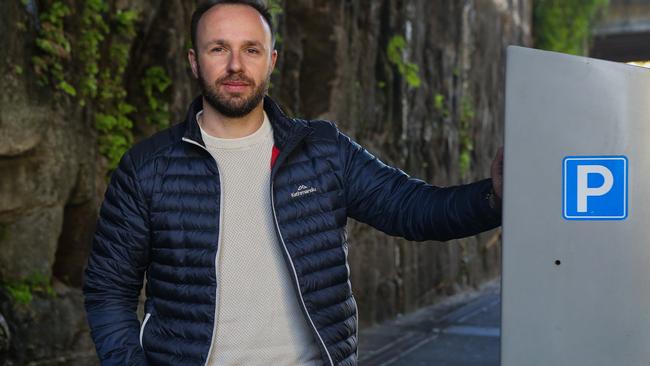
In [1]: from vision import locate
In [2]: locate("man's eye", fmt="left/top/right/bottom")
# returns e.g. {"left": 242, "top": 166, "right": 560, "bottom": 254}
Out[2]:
{"left": 247, "top": 48, "right": 260, "bottom": 54}
{"left": 211, "top": 47, "right": 225, "bottom": 53}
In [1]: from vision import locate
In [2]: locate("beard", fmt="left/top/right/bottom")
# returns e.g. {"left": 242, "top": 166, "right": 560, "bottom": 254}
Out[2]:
{"left": 197, "top": 63, "right": 269, "bottom": 118}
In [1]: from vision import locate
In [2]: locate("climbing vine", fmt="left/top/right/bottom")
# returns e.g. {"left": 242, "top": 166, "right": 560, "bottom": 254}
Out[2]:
{"left": 94, "top": 7, "right": 139, "bottom": 170}
{"left": 32, "top": 1, "right": 74, "bottom": 97}
{"left": 533, "top": 0, "right": 609, "bottom": 55}
{"left": 433, "top": 93, "right": 450, "bottom": 119}
{"left": 78, "top": 0, "right": 110, "bottom": 104}
{"left": 29, "top": 1, "right": 173, "bottom": 171}
{"left": 268, "top": 0, "right": 283, "bottom": 24}
{"left": 387, "top": 35, "right": 421, "bottom": 88}
{"left": 432, "top": 91, "right": 473, "bottom": 177}
{"left": 458, "top": 96, "right": 475, "bottom": 178}
{"left": 141, "top": 66, "right": 172, "bottom": 129}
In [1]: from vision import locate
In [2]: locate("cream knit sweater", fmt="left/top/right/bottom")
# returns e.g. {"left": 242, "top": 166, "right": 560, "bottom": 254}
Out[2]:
{"left": 198, "top": 111, "right": 321, "bottom": 366}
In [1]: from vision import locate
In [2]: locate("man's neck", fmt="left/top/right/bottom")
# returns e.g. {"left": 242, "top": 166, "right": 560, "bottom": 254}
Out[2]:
{"left": 200, "top": 98, "right": 265, "bottom": 139}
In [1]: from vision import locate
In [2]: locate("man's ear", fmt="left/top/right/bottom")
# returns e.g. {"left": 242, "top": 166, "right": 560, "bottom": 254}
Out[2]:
{"left": 270, "top": 49, "right": 278, "bottom": 74}
{"left": 188, "top": 48, "right": 199, "bottom": 79}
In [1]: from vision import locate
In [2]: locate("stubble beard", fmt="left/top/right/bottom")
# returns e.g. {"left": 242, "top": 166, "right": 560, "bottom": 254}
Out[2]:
{"left": 197, "top": 62, "right": 270, "bottom": 118}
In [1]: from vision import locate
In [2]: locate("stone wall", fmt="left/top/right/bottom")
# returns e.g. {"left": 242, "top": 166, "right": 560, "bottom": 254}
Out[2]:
{"left": 1, "top": 1, "right": 101, "bottom": 363}
{"left": 0, "top": 0, "right": 530, "bottom": 363}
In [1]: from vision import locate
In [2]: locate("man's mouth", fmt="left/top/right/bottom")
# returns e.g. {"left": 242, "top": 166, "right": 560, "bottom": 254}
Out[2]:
{"left": 221, "top": 79, "right": 251, "bottom": 93}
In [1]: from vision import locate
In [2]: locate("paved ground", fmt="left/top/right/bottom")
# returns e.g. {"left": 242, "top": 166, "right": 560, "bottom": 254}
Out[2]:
{"left": 358, "top": 280, "right": 501, "bottom": 366}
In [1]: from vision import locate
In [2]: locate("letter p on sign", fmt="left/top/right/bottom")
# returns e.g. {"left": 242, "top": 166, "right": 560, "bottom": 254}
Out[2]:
{"left": 576, "top": 165, "right": 613, "bottom": 213}
{"left": 563, "top": 156, "right": 628, "bottom": 220}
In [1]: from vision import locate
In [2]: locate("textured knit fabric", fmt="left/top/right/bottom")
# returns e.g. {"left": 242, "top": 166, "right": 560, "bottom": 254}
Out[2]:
{"left": 196, "top": 111, "right": 321, "bottom": 365}
{"left": 83, "top": 95, "right": 502, "bottom": 366}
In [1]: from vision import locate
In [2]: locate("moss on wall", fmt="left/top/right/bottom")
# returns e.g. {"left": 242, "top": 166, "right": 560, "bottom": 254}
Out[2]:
{"left": 2, "top": 273, "right": 55, "bottom": 306}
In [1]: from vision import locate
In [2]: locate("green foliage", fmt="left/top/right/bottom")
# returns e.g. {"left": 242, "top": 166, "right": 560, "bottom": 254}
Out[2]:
{"left": 32, "top": 1, "right": 74, "bottom": 97}
{"left": 3, "top": 273, "right": 55, "bottom": 306}
{"left": 533, "top": 0, "right": 609, "bottom": 55}
{"left": 31, "top": 1, "right": 143, "bottom": 172}
{"left": 78, "top": 0, "right": 110, "bottom": 103}
{"left": 102, "top": 9, "right": 138, "bottom": 94}
{"left": 58, "top": 80, "right": 77, "bottom": 96}
{"left": 142, "top": 66, "right": 172, "bottom": 128}
{"left": 387, "top": 35, "right": 421, "bottom": 88}
{"left": 459, "top": 96, "right": 475, "bottom": 177}
{"left": 267, "top": 0, "right": 283, "bottom": 51}
{"left": 6, "top": 283, "right": 32, "bottom": 305}
{"left": 96, "top": 8, "right": 140, "bottom": 170}
{"left": 95, "top": 102, "right": 135, "bottom": 168}
{"left": 268, "top": 0, "right": 283, "bottom": 19}
{"left": 434, "top": 93, "right": 449, "bottom": 118}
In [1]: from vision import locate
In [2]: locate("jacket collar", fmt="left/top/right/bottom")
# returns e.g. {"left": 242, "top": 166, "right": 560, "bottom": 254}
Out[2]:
{"left": 182, "top": 95, "right": 312, "bottom": 151}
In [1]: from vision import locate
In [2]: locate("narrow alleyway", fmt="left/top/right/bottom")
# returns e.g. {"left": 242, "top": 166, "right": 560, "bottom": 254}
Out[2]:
{"left": 359, "top": 280, "right": 500, "bottom": 366}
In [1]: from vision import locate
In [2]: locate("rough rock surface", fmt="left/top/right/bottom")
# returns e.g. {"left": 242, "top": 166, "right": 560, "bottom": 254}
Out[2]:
{"left": 0, "top": 1, "right": 99, "bottom": 364}
{"left": 0, "top": 0, "right": 530, "bottom": 363}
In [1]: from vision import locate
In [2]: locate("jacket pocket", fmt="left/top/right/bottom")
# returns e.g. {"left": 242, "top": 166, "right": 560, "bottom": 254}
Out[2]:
{"left": 139, "top": 312, "right": 151, "bottom": 348}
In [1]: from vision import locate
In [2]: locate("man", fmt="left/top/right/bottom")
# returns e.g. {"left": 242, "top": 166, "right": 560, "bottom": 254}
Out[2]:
{"left": 83, "top": 1, "right": 503, "bottom": 365}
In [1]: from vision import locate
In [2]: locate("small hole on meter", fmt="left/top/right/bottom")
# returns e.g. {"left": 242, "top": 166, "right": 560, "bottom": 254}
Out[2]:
{"left": 555, "top": 260, "right": 561, "bottom": 266}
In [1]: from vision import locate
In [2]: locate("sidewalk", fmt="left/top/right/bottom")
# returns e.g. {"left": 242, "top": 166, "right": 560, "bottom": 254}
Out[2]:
{"left": 358, "top": 279, "right": 501, "bottom": 366}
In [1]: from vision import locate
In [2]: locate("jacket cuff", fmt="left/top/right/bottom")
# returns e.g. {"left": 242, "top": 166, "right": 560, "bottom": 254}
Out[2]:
{"left": 475, "top": 178, "right": 502, "bottom": 230}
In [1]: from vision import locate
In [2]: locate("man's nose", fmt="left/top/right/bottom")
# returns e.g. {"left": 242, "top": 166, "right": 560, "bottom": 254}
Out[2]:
{"left": 227, "top": 51, "right": 243, "bottom": 73}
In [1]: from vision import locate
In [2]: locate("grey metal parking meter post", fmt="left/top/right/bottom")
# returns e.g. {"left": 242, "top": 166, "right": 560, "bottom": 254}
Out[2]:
{"left": 502, "top": 46, "right": 650, "bottom": 366}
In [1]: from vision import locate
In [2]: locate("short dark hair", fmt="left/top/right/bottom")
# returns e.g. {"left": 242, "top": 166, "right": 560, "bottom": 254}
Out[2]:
{"left": 190, "top": 0, "right": 275, "bottom": 51}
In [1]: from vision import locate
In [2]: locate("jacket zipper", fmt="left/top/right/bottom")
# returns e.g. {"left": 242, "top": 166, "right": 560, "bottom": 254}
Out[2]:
{"left": 139, "top": 312, "right": 151, "bottom": 348}
{"left": 342, "top": 230, "right": 360, "bottom": 358}
{"left": 182, "top": 137, "right": 224, "bottom": 366}
{"left": 185, "top": 133, "right": 335, "bottom": 365}
{"left": 270, "top": 181, "right": 335, "bottom": 366}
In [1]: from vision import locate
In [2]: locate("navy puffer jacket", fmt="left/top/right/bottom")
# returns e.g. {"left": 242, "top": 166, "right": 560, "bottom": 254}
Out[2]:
{"left": 83, "top": 96, "right": 501, "bottom": 365}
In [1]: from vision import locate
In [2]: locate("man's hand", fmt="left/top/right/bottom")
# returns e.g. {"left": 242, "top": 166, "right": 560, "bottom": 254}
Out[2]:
{"left": 491, "top": 147, "right": 504, "bottom": 200}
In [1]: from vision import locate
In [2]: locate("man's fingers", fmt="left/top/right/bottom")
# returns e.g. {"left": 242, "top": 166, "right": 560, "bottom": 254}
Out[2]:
{"left": 491, "top": 147, "right": 504, "bottom": 199}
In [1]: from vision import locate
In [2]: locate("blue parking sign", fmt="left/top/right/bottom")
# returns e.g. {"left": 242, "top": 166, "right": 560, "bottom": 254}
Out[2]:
{"left": 563, "top": 156, "right": 628, "bottom": 220}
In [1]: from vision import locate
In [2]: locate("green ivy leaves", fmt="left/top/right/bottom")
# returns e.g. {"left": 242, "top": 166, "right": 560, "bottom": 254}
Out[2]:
{"left": 29, "top": 1, "right": 173, "bottom": 172}
{"left": 142, "top": 66, "right": 172, "bottom": 129}
{"left": 32, "top": 1, "right": 74, "bottom": 96}
{"left": 459, "top": 97, "right": 476, "bottom": 177}
{"left": 387, "top": 35, "right": 421, "bottom": 88}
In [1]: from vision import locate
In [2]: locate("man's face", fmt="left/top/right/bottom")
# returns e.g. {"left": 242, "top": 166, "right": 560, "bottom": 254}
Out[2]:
{"left": 189, "top": 4, "right": 277, "bottom": 118}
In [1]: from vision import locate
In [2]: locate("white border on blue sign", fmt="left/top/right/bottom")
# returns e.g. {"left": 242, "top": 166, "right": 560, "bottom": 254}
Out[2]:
{"left": 562, "top": 156, "right": 628, "bottom": 220}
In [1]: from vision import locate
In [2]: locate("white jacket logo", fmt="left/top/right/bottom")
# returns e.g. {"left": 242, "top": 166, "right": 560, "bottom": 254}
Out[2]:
{"left": 291, "top": 184, "right": 318, "bottom": 198}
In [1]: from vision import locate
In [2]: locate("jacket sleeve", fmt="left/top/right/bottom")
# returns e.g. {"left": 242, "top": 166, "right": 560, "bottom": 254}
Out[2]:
{"left": 338, "top": 130, "right": 501, "bottom": 242}
{"left": 83, "top": 151, "right": 149, "bottom": 365}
